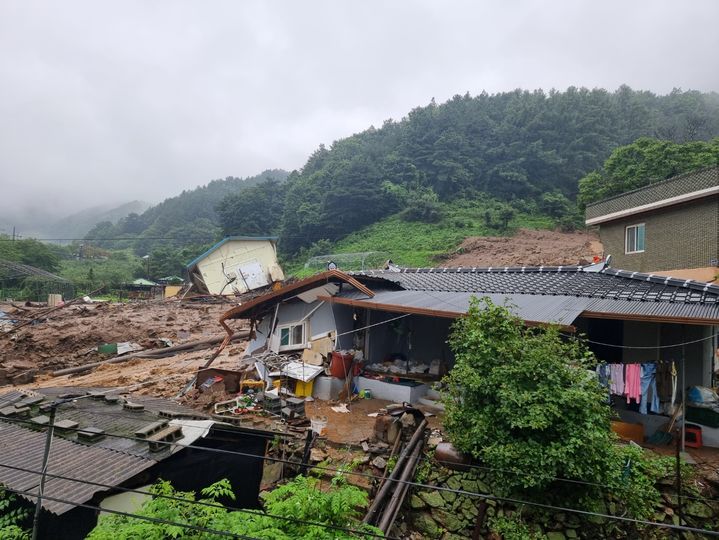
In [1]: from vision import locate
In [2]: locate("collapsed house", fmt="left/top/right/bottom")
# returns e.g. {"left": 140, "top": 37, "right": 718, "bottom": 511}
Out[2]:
{"left": 186, "top": 236, "right": 285, "bottom": 296}
{"left": 0, "top": 387, "right": 270, "bottom": 540}
{"left": 219, "top": 263, "right": 719, "bottom": 447}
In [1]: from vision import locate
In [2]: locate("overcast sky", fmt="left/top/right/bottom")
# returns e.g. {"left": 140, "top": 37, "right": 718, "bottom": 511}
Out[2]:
{"left": 1, "top": 0, "right": 718, "bottom": 226}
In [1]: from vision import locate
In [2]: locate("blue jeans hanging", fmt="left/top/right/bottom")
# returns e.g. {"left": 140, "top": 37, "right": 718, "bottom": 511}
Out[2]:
{"left": 640, "top": 363, "right": 660, "bottom": 414}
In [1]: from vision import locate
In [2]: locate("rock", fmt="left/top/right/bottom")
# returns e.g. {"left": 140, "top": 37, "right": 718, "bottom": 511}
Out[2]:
{"left": 428, "top": 435, "right": 443, "bottom": 448}
{"left": 685, "top": 501, "right": 714, "bottom": 518}
{"left": 411, "top": 512, "right": 442, "bottom": 537}
{"left": 440, "top": 489, "right": 456, "bottom": 504}
{"left": 410, "top": 494, "right": 426, "bottom": 509}
{"left": 11, "top": 369, "right": 36, "bottom": 385}
{"left": 361, "top": 441, "right": 370, "bottom": 452}
{"left": 431, "top": 508, "right": 466, "bottom": 533}
{"left": 371, "top": 456, "right": 387, "bottom": 469}
{"left": 400, "top": 412, "right": 416, "bottom": 428}
{"left": 446, "top": 475, "right": 462, "bottom": 491}
{"left": 546, "top": 532, "right": 565, "bottom": 540}
{"left": 565, "top": 530, "right": 578, "bottom": 539}
{"left": 419, "top": 490, "right": 446, "bottom": 508}
{"left": 309, "top": 448, "right": 327, "bottom": 462}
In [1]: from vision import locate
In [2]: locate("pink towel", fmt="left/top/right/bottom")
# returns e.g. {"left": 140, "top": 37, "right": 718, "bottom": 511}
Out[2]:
{"left": 609, "top": 363, "right": 624, "bottom": 395}
{"left": 625, "top": 363, "right": 641, "bottom": 404}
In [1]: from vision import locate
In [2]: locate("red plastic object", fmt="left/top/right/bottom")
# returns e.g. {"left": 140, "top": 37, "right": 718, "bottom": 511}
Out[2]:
{"left": 330, "top": 352, "right": 354, "bottom": 378}
{"left": 684, "top": 424, "right": 703, "bottom": 448}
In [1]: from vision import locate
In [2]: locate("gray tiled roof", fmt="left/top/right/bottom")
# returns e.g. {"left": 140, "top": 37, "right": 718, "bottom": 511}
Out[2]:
{"left": 348, "top": 266, "right": 719, "bottom": 323}
{"left": 352, "top": 267, "right": 719, "bottom": 303}
{"left": 585, "top": 166, "right": 719, "bottom": 221}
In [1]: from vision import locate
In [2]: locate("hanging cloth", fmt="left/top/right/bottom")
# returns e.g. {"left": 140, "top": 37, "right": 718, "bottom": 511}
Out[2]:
{"left": 609, "top": 364, "right": 624, "bottom": 395}
{"left": 625, "top": 363, "right": 642, "bottom": 404}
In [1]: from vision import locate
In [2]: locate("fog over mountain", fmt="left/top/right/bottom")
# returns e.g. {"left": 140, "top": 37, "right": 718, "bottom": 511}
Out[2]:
{"left": 1, "top": 0, "right": 718, "bottom": 234}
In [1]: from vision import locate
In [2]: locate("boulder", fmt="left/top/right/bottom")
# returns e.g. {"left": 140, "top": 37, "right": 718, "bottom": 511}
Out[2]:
{"left": 410, "top": 494, "right": 426, "bottom": 509}
{"left": 431, "top": 508, "right": 466, "bottom": 533}
{"left": 411, "top": 512, "right": 442, "bottom": 537}
{"left": 419, "top": 490, "right": 446, "bottom": 508}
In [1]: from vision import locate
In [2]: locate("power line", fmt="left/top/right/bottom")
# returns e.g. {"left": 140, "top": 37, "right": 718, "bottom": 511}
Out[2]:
{"left": 2, "top": 415, "right": 717, "bottom": 537}
{"left": 426, "top": 457, "right": 719, "bottom": 505}
{"left": 0, "top": 462, "right": 393, "bottom": 540}
{"left": 1, "top": 485, "right": 260, "bottom": 539}
{"left": 58, "top": 395, "right": 719, "bottom": 506}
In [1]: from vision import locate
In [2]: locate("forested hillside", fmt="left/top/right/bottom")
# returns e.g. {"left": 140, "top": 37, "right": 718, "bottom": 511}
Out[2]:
{"left": 216, "top": 86, "right": 719, "bottom": 256}
{"left": 85, "top": 169, "right": 288, "bottom": 254}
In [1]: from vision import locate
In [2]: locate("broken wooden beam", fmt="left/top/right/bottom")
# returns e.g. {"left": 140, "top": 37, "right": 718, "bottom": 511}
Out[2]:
{"left": 51, "top": 331, "right": 250, "bottom": 376}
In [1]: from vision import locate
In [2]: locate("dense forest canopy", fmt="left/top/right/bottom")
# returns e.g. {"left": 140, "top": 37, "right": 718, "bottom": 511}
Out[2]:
{"left": 578, "top": 138, "right": 719, "bottom": 205}
{"left": 80, "top": 86, "right": 719, "bottom": 265}
{"left": 84, "top": 169, "right": 289, "bottom": 253}
{"left": 215, "top": 86, "right": 719, "bottom": 254}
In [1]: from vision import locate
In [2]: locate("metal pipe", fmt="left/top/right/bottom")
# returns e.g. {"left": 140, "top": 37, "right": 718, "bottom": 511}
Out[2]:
{"left": 378, "top": 434, "right": 425, "bottom": 533}
{"left": 363, "top": 418, "right": 427, "bottom": 525}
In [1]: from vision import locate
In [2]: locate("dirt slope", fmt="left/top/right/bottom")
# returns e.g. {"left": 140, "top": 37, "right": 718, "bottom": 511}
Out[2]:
{"left": 442, "top": 228, "right": 603, "bottom": 267}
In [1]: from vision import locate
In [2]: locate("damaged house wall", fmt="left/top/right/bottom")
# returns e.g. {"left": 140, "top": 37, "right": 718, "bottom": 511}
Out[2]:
{"left": 245, "top": 300, "right": 354, "bottom": 356}
{"left": 186, "top": 237, "right": 284, "bottom": 296}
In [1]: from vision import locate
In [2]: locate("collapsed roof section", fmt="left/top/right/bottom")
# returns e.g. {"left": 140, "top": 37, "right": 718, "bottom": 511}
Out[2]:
{"left": 221, "top": 264, "right": 719, "bottom": 328}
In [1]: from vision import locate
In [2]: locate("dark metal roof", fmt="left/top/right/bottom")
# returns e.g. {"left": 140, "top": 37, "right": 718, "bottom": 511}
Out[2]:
{"left": 328, "top": 288, "right": 592, "bottom": 327}
{"left": 0, "top": 420, "right": 154, "bottom": 515}
{"left": 0, "top": 388, "right": 212, "bottom": 515}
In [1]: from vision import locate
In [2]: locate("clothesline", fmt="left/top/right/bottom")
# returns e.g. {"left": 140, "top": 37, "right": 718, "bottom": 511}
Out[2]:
{"left": 565, "top": 332, "right": 718, "bottom": 350}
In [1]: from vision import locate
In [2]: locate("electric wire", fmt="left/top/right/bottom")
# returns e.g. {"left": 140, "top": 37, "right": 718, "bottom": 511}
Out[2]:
{"left": 425, "top": 457, "right": 719, "bottom": 504}
{"left": 573, "top": 332, "right": 719, "bottom": 350}
{"left": 1, "top": 415, "right": 718, "bottom": 537}
{"left": 1, "top": 485, "right": 260, "bottom": 539}
{"left": 0, "top": 462, "right": 394, "bottom": 540}
{"left": 29, "top": 397, "right": 719, "bottom": 510}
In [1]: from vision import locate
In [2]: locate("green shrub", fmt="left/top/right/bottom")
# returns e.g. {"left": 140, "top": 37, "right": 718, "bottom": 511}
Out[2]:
{"left": 442, "top": 297, "right": 672, "bottom": 521}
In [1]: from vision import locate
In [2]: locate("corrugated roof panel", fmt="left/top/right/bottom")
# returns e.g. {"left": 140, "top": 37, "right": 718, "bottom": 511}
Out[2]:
{"left": 0, "top": 421, "right": 154, "bottom": 515}
{"left": 334, "top": 289, "right": 593, "bottom": 326}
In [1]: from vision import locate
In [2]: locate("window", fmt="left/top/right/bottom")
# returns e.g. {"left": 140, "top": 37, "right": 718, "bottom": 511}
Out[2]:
{"left": 278, "top": 322, "right": 306, "bottom": 351}
{"left": 625, "top": 223, "right": 645, "bottom": 254}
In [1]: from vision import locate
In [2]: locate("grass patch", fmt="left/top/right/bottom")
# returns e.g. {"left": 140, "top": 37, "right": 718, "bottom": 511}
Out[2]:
{"left": 284, "top": 200, "right": 554, "bottom": 274}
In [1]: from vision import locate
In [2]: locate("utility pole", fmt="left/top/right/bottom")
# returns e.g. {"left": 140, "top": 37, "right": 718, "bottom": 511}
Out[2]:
{"left": 31, "top": 402, "right": 58, "bottom": 540}
{"left": 12, "top": 226, "right": 16, "bottom": 241}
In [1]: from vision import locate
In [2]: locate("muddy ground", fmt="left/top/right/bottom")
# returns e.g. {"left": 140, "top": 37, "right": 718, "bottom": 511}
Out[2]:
{"left": 0, "top": 299, "right": 248, "bottom": 394}
{"left": 442, "top": 228, "right": 603, "bottom": 267}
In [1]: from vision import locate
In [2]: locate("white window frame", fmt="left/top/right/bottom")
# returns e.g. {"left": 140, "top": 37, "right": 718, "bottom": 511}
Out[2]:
{"left": 277, "top": 322, "right": 307, "bottom": 351}
{"left": 625, "top": 223, "right": 645, "bottom": 254}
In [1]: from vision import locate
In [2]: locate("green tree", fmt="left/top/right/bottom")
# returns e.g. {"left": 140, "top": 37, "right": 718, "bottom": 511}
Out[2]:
{"left": 216, "top": 179, "right": 286, "bottom": 236}
{"left": 442, "top": 298, "right": 674, "bottom": 520}
{"left": 87, "top": 476, "right": 381, "bottom": 539}
{"left": 578, "top": 137, "right": 719, "bottom": 206}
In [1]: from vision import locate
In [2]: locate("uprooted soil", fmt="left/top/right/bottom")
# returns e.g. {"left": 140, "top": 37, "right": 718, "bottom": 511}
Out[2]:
{"left": 442, "top": 228, "right": 603, "bottom": 267}
{"left": 0, "top": 299, "right": 249, "bottom": 393}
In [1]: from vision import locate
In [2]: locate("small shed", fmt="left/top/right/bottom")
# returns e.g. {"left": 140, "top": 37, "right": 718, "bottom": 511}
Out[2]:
{"left": 0, "top": 260, "right": 75, "bottom": 302}
{"left": 186, "top": 236, "right": 284, "bottom": 296}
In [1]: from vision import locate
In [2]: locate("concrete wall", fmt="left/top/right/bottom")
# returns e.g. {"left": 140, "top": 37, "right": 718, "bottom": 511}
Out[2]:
{"left": 598, "top": 196, "right": 719, "bottom": 273}
{"left": 195, "top": 240, "right": 283, "bottom": 295}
